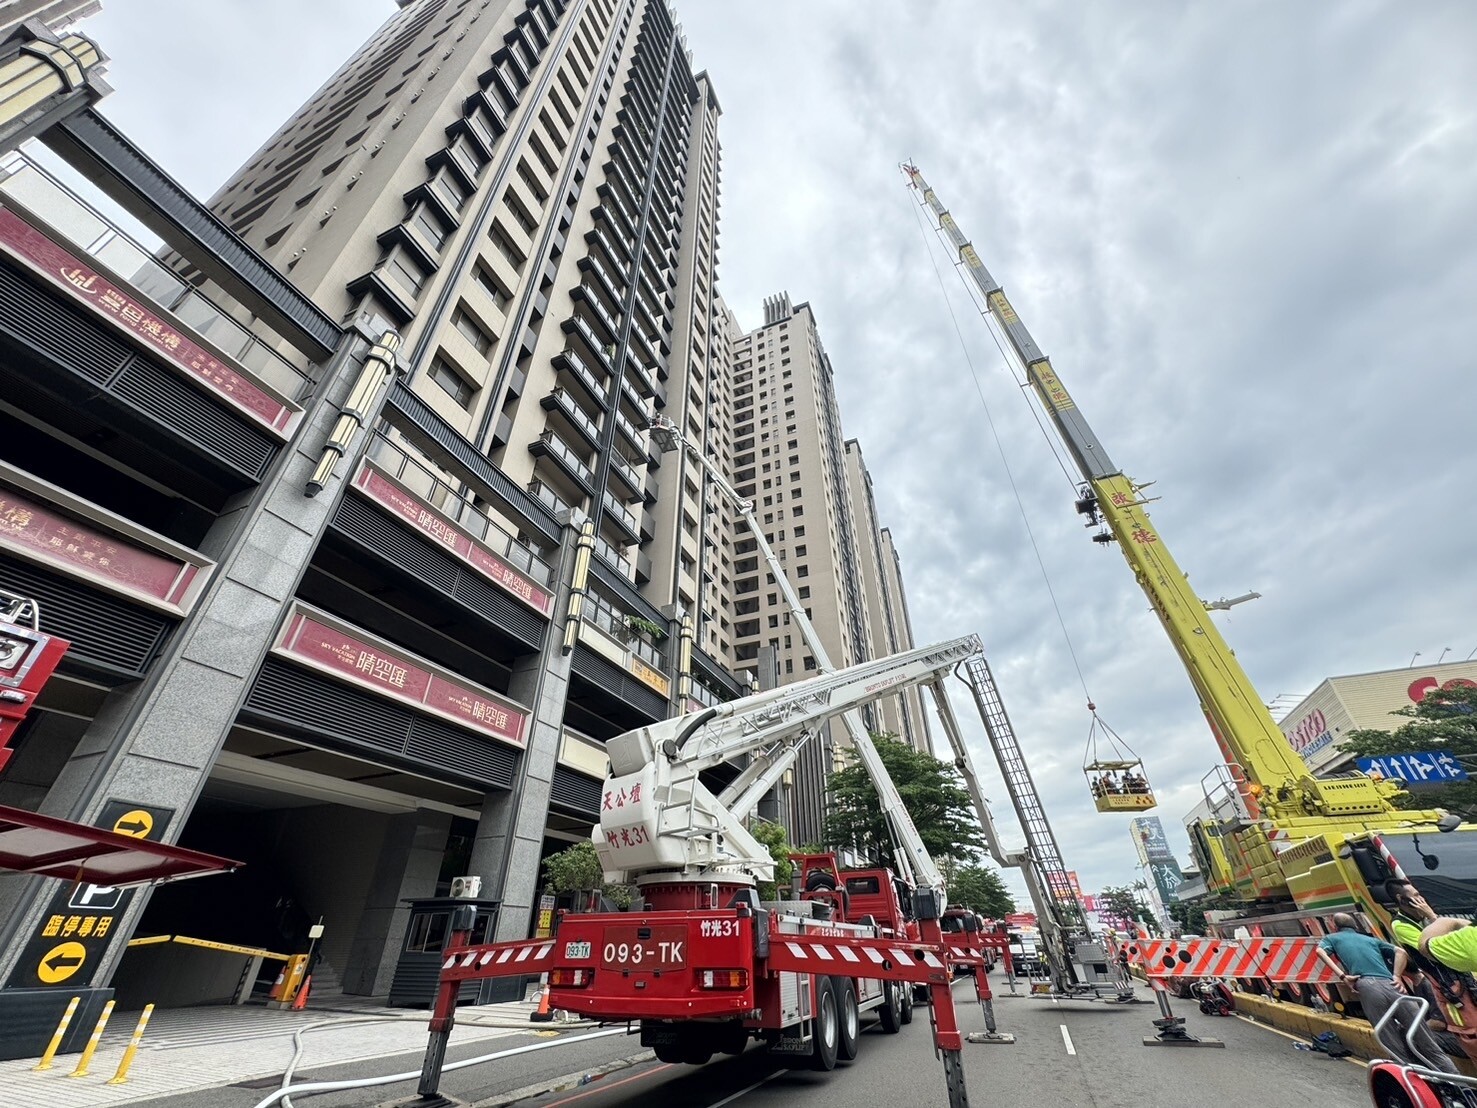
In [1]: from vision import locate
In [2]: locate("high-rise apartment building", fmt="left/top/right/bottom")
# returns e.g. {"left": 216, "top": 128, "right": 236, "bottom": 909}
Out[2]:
{"left": 725, "top": 292, "right": 924, "bottom": 843}
{"left": 844, "top": 439, "right": 930, "bottom": 753}
{"left": 0, "top": 0, "right": 930, "bottom": 1034}
{"left": 0, "top": 0, "right": 759, "bottom": 1022}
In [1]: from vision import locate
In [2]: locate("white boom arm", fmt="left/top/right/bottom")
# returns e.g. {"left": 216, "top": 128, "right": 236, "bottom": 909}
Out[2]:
{"left": 641, "top": 416, "right": 955, "bottom": 892}
{"left": 595, "top": 634, "right": 983, "bottom": 884}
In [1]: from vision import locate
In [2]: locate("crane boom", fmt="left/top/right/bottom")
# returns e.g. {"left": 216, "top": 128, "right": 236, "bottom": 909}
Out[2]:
{"left": 902, "top": 163, "right": 1404, "bottom": 828}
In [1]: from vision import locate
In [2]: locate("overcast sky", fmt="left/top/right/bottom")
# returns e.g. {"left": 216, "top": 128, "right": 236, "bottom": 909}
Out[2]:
{"left": 78, "top": 2, "right": 1477, "bottom": 907}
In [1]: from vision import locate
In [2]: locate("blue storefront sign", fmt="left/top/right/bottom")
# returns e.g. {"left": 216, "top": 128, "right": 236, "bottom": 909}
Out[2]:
{"left": 1356, "top": 751, "right": 1468, "bottom": 785}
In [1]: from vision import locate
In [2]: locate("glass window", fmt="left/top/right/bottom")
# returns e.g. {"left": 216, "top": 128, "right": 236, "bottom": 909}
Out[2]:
{"left": 429, "top": 356, "right": 475, "bottom": 408}
{"left": 452, "top": 307, "right": 492, "bottom": 354}
{"left": 406, "top": 911, "right": 449, "bottom": 953}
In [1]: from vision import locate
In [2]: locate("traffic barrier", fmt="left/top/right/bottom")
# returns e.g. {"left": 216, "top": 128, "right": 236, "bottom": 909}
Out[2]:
{"left": 1125, "top": 937, "right": 1339, "bottom": 987}
{"left": 67, "top": 998, "right": 113, "bottom": 1078}
{"left": 106, "top": 1003, "right": 153, "bottom": 1085}
{"left": 32, "top": 994, "right": 79, "bottom": 1071}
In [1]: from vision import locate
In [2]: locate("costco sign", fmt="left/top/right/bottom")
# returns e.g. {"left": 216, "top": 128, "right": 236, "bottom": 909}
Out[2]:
{"left": 1284, "top": 708, "right": 1334, "bottom": 760}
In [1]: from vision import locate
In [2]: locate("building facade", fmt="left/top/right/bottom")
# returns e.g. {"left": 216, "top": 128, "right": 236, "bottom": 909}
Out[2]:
{"left": 1277, "top": 659, "right": 1477, "bottom": 774}
{"left": 725, "top": 292, "right": 925, "bottom": 843}
{"left": 0, "top": 0, "right": 931, "bottom": 1029}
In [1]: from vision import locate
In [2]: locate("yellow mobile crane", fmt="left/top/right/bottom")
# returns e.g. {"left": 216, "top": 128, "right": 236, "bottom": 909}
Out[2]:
{"left": 903, "top": 165, "right": 1469, "bottom": 926}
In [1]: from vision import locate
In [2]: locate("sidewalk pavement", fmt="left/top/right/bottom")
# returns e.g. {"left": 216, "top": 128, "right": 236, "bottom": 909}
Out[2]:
{"left": 0, "top": 997, "right": 590, "bottom": 1107}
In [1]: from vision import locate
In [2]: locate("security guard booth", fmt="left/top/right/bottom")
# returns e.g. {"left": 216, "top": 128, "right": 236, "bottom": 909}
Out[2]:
{"left": 388, "top": 897, "right": 501, "bottom": 1008}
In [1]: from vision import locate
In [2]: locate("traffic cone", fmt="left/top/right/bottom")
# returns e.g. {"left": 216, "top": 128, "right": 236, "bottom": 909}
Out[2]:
{"left": 268, "top": 966, "right": 287, "bottom": 1001}
{"left": 530, "top": 983, "right": 553, "bottom": 1022}
{"left": 291, "top": 976, "right": 312, "bottom": 1011}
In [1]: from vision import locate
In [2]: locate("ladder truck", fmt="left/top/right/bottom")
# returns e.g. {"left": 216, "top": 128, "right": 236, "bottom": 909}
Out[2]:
{"left": 902, "top": 165, "right": 1477, "bottom": 1022}
{"left": 417, "top": 420, "right": 1020, "bottom": 1107}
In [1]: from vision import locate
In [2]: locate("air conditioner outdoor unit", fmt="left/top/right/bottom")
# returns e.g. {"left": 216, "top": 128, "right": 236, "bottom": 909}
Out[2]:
{"left": 450, "top": 875, "right": 483, "bottom": 899}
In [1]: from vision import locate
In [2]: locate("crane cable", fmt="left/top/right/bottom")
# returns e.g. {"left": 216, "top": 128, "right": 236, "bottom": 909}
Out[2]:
{"left": 904, "top": 188, "right": 1094, "bottom": 709}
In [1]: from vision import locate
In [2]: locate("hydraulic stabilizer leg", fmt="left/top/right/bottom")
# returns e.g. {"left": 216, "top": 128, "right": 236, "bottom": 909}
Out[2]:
{"left": 919, "top": 916, "right": 971, "bottom": 1107}
{"left": 1142, "top": 979, "right": 1224, "bottom": 1048}
{"left": 965, "top": 962, "right": 1015, "bottom": 1045}
{"left": 410, "top": 911, "right": 475, "bottom": 1104}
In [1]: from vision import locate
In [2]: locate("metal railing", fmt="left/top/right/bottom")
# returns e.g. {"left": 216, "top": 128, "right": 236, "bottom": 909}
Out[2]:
{"left": 0, "top": 153, "right": 314, "bottom": 401}
{"left": 582, "top": 589, "right": 665, "bottom": 668}
{"left": 533, "top": 429, "right": 593, "bottom": 485}
{"left": 366, "top": 435, "right": 553, "bottom": 586}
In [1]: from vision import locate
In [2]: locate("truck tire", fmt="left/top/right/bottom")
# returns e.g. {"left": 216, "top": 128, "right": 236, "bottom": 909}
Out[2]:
{"left": 879, "top": 979, "right": 903, "bottom": 1033}
{"left": 810, "top": 976, "right": 840, "bottom": 1071}
{"left": 835, "top": 977, "right": 860, "bottom": 1061}
{"left": 900, "top": 985, "right": 915, "bottom": 1025}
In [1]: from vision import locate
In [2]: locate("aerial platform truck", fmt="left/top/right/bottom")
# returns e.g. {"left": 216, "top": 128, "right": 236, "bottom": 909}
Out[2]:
{"left": 903, "top": 165, "right": 1477, "bottom": 1067}
{"left": 415, "top": 421, "right": 1018, "bottom": 1106}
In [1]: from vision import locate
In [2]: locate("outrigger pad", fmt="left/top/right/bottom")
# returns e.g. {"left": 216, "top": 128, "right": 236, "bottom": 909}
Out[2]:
{"left": 1142, "top": 1036, "right": 1224, "bottom": 1048}
{"left": 966, "top": 1031, "right": 1017, "bottom": 1044}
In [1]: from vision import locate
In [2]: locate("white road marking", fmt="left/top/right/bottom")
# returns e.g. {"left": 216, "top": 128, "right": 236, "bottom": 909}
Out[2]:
{"left": 704, "top": 1067, "right": 790, "bottom": 1107}
{"left": 1060, "top": 1024, "right": 1076, "bottom": 1055}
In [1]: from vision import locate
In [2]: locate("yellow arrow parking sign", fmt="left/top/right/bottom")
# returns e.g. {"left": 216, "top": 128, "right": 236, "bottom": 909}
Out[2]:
{"left": 37, "top": 941, "right": 87, "bottom": 984}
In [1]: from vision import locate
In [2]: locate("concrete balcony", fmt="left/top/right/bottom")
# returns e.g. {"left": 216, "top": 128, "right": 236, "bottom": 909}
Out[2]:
{"left": 528, "top": 428, "right": 594, "bottom": 495}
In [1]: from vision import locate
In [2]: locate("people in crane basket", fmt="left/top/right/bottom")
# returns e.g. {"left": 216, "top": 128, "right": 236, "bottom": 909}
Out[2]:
{"left": 1092, "top": 773, "right": 1121, "bottom": 797}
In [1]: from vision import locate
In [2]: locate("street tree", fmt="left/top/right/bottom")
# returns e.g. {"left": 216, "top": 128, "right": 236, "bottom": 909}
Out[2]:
{"left": 824, "top": 733, "right": 986, "bottom": 866}
{"left": 947, "top": 863, "right": 1015, "bottom": 918}
{"left": 1342, "top": 684, "right": 1477, "bottom": 817}
{"left": 1098, "top": 883, "right": 1158, "bottom": 932}
{"left": 747, "top": 818, "right": 796, "bottom": 900}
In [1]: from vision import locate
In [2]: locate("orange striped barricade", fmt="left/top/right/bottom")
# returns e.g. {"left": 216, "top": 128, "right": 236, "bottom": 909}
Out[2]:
{"left": 1124, "top": 936, "right": 1340, "bottom": 1004}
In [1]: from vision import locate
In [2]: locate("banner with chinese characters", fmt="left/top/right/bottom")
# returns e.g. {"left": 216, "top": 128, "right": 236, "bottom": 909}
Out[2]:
{"left": 352, "top": 461, "right": 555, "bottom": 616}
{"left": 6, "top": 799, "right": 174, "bottom": 990}
{"left": 0, "top": 484, "right": 204, "bottom": 610}
{"left": 276, "top": 609, "right": 528, "bottom": 746}
{"left": 0, "top": 206, "right": 298, "bottom": 434}
{"left": 628, "top": 655, "right": 670, "bottom": 697}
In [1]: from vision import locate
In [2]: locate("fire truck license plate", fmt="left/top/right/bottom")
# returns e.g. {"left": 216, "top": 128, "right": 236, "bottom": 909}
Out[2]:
{"left": 600, "top": 925, "right": 687, "bottom": 968}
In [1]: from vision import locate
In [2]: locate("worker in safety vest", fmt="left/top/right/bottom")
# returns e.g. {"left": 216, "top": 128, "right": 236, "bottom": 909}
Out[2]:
{"left": 1385, "top": 880, "right": 1469, "bottom": 1060}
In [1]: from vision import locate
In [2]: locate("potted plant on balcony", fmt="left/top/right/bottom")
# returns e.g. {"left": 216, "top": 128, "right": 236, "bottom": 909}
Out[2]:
{"left": 543, "top": 841, "right": 635, "bottom": 913}
{"left": 621, "top": 615, "right": 667, "bottom": 645}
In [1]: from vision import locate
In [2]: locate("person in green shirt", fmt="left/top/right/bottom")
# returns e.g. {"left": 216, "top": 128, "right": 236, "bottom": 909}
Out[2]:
{"left": 1386, "top": 880, "right": 1468, "bottom": 1060}
{"left": 1317, "top": 913, "right": 1459, "bottom": 1072}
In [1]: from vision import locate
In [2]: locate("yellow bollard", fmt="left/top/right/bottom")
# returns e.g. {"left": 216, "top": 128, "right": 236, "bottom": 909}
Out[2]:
{"left": 106, "top": 1003, "right": 154, "bottom": 1085}
{"left": 67, "top": 999, "right": 113, "bottom": 1078}
{"left": 33, "top": 995, "right": 80, "bottom": 1071}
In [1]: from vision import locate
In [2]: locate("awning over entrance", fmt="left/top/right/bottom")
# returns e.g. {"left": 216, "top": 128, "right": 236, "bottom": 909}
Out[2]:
{"left": 0, "top": 804, "right": 240, "bottom": 887}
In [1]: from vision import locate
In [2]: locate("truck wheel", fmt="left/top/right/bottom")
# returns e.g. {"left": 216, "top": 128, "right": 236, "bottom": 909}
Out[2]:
{"left": 879, "top": 980, "right": 903, "bottom": 1033}
{"left": 900, "top": 986, "right": 914, "bottom": 1025}
{"left": 835, "top": 977, "right": 860, "bottom": 1061}
{"left": 810, "top": 976, "right": 839, "bottom": 1071}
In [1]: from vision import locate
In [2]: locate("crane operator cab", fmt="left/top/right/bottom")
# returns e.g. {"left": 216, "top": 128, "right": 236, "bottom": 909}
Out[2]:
{"left": 1083, "top": 706, "right": 1156, "bottom": 812}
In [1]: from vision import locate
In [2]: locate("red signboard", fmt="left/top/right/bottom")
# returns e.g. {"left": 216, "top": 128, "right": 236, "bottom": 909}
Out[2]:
{"left": 352, "top": 461, "right": 554, "bottom": 616}
{"left": 0, "top": 621, "right": 69, "bottom": 773}
{"left": 279, "top": 612, "right": 527, "bottom": 746}
{"left": 0, "top": 486, "right": 201, "bottom": 607}
{"left": 0, "top": 207, "right": 296, "bottom": 433}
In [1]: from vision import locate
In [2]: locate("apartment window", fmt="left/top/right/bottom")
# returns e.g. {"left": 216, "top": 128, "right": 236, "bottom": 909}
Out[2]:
{"left": 796, "top": 565, "right": 809, "bottom": 578}
{"left": 795, "top": 545, "right": 807, "bottom": 557}
{"left": 507, "top": 195, "right": 538, "bottom": 235}
{"left": 431, "top": 171, "right": 469, "bottom": 213}
{"left": 382, "top": 250, "right": 427, "bottom": 298}
{"left": 798, "top": 586, "right": 810, "bottom": 600}
{"left": 429, "top": 356, "right": 475, "bottom": 408}
{"left": 794, "top": 525, "right": 805, "bottom": 538}
{"left": 474, "top": 263, "right": 508, "bottom": 308}
{"left": 452, "top": 307, "right": 492, "bottom": 355}
{"left": 803, "top": 656, "right": 817, "bottom": 671}
{"left": 411, "top": 207, "right": 450, "bottom": 251}
{"left": 785, "top": 659, "right": 794, "bottom": 675}
{"left": 489, "top": 224, "right": 525, "bottom": 269}
{"left": 768, "top": 615, "right": 779, "bottom": 628}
